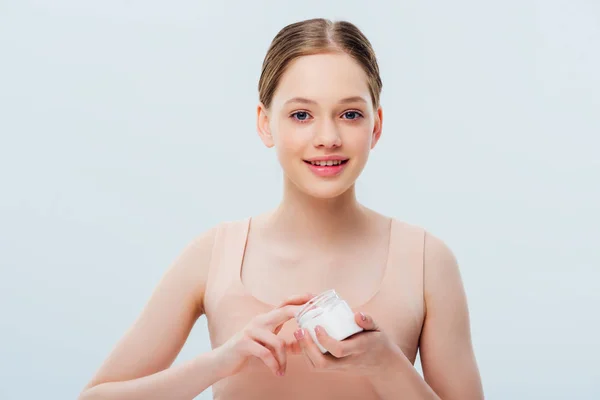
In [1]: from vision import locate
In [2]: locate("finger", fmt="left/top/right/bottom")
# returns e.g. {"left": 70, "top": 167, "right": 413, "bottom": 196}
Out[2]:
{"left": 276, "top": 293, "right": 315, "bottom": 308}
{"left": 248, "top": 329, "right": 287, "bottom": 375}
{"left": 273, "top": 294, "right": 314, "bottom": 335}
{"left": 262, "top": 304, "right": 304, "bottom": 329}
{"left": 294, "top": 328, "right": 315, "bottom": 368}
{"left": 285, "top": 339, "right": 302, "bottom": 355}
{"left": 245, "top": 340, "right": 280, "bottom": 377}
{"left": 355, "top": 312, "right": 379, "bottom": 331}
{"left": 295, "top": 328, "right": 330, "bottom": 369}
{"left": 313, "top": 325, "right": 354, "bottom": 358}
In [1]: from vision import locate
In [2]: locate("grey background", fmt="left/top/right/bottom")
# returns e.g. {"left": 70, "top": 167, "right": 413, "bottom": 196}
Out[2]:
{"left": 1, "top": 1, "right": 599, "bottom": 399}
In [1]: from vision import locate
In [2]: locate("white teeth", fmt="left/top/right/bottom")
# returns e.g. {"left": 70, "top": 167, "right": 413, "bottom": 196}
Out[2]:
{"left": 310, "top": 160, "right": 344, "bottom": 166}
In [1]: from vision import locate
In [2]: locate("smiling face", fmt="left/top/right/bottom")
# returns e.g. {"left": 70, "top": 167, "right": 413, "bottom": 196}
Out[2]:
{"left": 257, "top": 52, "right": 383, "bottom": 199}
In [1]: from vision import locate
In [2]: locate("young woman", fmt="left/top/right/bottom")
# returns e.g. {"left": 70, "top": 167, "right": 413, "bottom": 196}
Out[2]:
{"left": 79, "top": 18, "right": 484, "bottom": 400}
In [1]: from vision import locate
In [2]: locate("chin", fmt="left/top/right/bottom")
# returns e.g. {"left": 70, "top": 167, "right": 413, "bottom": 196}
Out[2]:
{"left": 295, "top": 179, "right": 355, "bottom": 200}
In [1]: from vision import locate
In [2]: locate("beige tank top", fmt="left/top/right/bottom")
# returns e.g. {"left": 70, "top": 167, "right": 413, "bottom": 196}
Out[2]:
{"left": 203, "top": 217, "right": 426, "bottom": 399}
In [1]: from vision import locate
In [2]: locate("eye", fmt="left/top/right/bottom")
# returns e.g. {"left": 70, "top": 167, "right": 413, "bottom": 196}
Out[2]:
{"left": 342, "top": 111, "right": 363, "bottom": 120}
{"left": 290, "top": 111, "right": 312, "bottom": 123}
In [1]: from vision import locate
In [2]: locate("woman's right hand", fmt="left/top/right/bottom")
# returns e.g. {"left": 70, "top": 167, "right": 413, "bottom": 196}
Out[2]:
{"left": 212, "top": 293, "right": 313, "bottom": 378}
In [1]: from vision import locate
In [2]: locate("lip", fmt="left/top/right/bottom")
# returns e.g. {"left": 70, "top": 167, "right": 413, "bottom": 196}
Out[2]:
{"left": 303, "top": 158, "right": 349, "bottom": 177}
{"left": 304, "top": 155, "right": 349, "bottom": 162}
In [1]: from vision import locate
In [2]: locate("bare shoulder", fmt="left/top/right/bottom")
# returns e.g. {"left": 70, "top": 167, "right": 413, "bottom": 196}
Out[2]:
{"left": 389, "top": 217, "right": 460, "bottom": 281}
{"left": 419, "top": 229, "right": 468, "bottom": 315}
{"left": 423, "top": 230, "right": 460, "bottom": 277}
{"left": 389, "top": 218, "right": 466, "bottom": 317}
{"left": 388, "top": 218, "right": 429, "bottom": 238}
{"left": 177, "top": 224, "right": 220, "bottom": 312}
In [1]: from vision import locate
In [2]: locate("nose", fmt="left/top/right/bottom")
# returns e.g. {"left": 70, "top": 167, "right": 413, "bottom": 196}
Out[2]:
{"left": 312, "top": 119, "right": 342, "bottom": 148}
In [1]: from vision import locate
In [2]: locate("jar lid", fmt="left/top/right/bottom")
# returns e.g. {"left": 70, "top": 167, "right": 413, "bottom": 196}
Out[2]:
{"left": 294, "top": 289, "right": 338, "bottom": 321}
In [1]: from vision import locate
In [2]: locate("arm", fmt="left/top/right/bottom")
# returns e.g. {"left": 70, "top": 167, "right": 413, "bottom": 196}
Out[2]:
{"left": 369, "top": 232, "right": 484, "bottom": 399}
{"left": 419, "top": 232, "right": 484, "bottom": 399}
{"left": 79, "top": 352, "right": 226, "bottom": 400}
{"left": 79, "top": 227, "right": 220, "bottom": 400}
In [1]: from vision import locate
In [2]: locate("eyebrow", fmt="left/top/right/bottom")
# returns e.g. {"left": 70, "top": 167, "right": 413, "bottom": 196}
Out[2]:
{"left": 284, "top": 96, "right": 367, "bottom": 106}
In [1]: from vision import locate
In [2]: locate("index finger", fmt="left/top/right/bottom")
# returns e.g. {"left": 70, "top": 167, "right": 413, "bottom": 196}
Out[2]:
{"left": 273, "top": 293, "right": 314, "bottom": 334}
{"left": 262, "top": 304, "right": 304, "bottom": 329}
{"left": 276, "top": 293, "right": 315, "bottom": 308}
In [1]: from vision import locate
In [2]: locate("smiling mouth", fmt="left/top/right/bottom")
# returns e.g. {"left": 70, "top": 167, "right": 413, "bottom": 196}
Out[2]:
{"left": 303, "top": 159, "right": 349, "bottom": 167}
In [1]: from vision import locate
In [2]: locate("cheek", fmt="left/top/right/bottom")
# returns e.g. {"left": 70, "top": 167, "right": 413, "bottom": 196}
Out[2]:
{"left": 346, "top": 129, "right": 374, "bottom": 153}
{"left": 273, "top": 124, "right": 308, "bottom": 154}
{"left": 278, "top": 135, "right": 301, "bottom": 153}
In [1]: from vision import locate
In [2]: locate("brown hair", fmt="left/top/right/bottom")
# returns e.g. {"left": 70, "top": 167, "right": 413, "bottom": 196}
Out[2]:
{"left": 258, "top": 18, "right": 382, "bottom": 110}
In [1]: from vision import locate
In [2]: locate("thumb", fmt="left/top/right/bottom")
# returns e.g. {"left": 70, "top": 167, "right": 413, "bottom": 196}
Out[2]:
{"left": 355, "top": 312, "right": 379, "bottom": 331}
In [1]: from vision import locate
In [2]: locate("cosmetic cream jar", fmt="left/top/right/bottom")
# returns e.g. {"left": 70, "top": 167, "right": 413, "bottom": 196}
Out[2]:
{"left": 295, "top": 289, "right": 363, "bottom": 354}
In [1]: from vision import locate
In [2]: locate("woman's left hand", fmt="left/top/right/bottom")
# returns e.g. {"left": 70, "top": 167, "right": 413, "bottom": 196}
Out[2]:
{"left": 291, "top": 312, "right": 401, "bottom": 376}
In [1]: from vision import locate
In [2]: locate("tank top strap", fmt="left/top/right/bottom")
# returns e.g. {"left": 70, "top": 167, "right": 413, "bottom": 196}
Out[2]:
{"left": 203, "top": 217, "right": 251, "bottom": 316}
{"left": 377, "top": 219, "right": 426, "bottom": 317}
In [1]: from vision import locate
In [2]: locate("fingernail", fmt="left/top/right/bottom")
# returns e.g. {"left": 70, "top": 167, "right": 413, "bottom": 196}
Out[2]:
{"left": 294, "top": 329, "right": 304, "bottom": 340}
{"left": 314, "top": 326, "right": 322, "bottom": 335}
{"left": 360, "top": 312, "right": 367, "bottom": 321}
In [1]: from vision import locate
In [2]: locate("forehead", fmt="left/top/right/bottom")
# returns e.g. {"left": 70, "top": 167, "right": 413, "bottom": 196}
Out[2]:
{"left": 271, "top": 52, "right": 371, "bottom": 108}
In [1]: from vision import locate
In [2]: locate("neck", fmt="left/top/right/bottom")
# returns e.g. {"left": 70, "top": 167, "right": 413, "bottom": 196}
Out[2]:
{"left": 266, "top": 179, "right": 368, "bottom": 244}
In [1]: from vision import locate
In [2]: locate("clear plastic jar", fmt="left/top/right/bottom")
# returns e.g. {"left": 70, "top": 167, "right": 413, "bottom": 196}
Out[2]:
{"left": 295, "top": 289, "right": 363, "bottom": 353}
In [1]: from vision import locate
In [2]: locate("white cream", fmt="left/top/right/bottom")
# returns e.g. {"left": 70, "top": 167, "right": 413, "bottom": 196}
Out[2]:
{"left": 295, "top": 290, "right": 363, "bottom": 354}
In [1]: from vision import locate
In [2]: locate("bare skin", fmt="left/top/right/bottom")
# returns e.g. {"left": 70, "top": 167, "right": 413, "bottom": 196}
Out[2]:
{"left": 79, "top": 52, "right": 484, "bottom": 399}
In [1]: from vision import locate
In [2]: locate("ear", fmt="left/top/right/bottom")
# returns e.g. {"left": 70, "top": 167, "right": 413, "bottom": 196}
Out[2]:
{"left": 256, "top": 102, "right": 274, "bottom": 148}
{"left": 370, "top": 106, "right": 383, "bottom": 149}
